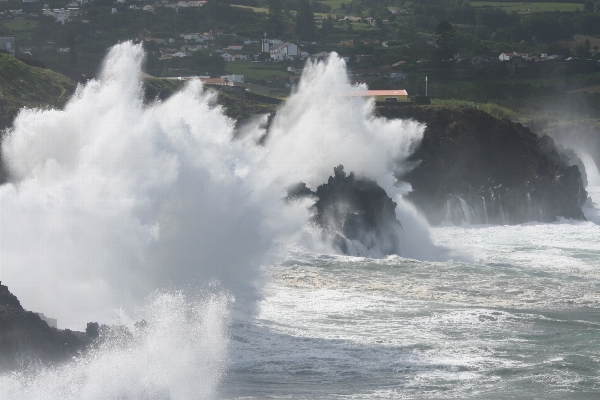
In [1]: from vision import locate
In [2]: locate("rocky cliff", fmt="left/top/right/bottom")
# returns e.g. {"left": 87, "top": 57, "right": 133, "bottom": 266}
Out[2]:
{"left": 377, "top": 106, "right": 587, "bottom": 225}
{"left": 0, "top": 282, "right": 87, "bottom": 371}
{"left": 289, "top": 165, "right": 403, "bottom": 256}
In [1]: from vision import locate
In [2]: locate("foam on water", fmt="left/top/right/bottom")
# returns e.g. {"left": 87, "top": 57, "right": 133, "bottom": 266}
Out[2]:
{"left": 5, "top": 41, "right": 598, "bottom": 399}
{"left": 225, "top": 214, "right": 600, "bottom": 398}
{"left": 223, "top": 183, "right": 600, "bottom": 398}
{"left": 0, "top": 42, "right": 435, "bottom": 396}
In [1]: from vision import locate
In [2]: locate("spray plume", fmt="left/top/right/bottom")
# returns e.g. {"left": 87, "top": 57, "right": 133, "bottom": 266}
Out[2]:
{"left": 0, "top": 42, "right": 430, "bottom": 331}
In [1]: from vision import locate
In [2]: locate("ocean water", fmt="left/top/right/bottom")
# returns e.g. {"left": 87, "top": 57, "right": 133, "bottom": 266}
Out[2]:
{"left": 1, "top": 42, "right": 599, "bottom": 399}
{"left": 223, "top": 194, "right": 600, "bottom": 399}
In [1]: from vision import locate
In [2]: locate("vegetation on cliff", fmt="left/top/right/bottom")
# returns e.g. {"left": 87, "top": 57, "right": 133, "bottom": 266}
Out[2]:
{"left": 0, "top": 56, "right": 589, "bottom": 227}
{"left": 0, "top": 60, "right": 280, "bottom": 182}
{"left": 0, "top": 53, "right": 76, "bottom": 132}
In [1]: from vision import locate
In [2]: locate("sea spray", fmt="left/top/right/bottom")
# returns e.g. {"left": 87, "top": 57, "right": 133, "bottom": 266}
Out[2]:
{"left": 0, "top": 290, "right": 231, "bottom": 400}
{"left": 0, "top": 42, "right": 304, "bottom": 327}
{"left": 263, "top": 54, "right": 439, "bottom": 260}
{"left": 1, "top": 42, "right": 435, "bottom": 330}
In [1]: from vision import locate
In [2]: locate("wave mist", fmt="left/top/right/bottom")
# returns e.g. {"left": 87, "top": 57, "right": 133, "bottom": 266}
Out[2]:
{"left": 1, "top": 42, "right": 430, "bottom": 330}
{"left": 0, "top": 41, "right": 435, "bottom": 397}
{"left": 0, "top": 291, "right": 230, "bottom": 399}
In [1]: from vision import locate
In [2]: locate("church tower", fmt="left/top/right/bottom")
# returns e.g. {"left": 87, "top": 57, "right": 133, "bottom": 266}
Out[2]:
{"left": 262, "top": 32, "right": 270, "bottom": 53}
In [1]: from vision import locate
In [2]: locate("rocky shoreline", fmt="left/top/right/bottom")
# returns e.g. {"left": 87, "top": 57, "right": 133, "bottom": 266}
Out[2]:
{"left": 377, "top": 106, "right": 587, "bottom": 225}
{"left": 0, "top": 282, "right": 90, "bottom": 372}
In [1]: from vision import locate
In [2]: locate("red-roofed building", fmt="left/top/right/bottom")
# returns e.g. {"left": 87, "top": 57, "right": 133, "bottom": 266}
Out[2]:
{"left": 348, "top": 90, "right": 409, "bottom": 102}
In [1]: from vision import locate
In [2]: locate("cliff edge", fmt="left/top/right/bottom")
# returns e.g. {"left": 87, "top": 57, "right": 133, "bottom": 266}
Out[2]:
{"left": 0, "top": 282, "right": 86, "bottom": 371}
{"left": 378, "top": 106, "right": 587, "bottom": 225}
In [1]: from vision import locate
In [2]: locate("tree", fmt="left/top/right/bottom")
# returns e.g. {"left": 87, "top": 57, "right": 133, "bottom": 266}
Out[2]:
{"left": 296, "top": 0, "right": 316, "bottom": 41}
{"left": 575, "top": 39, "right": 591, "bottom": 58}
{"left": 433, "top": 21, "right": 456, "bottom": 79}
{"left": 434, "top": 21, "right": 456, "bottom": 61}
{"left": 267, "top": 0, "right": 285, "bottom": 38}
{"left": 584, "top": 0, "right": 595, "bottom": 13}
{"left": 320, "top": 16, "right": 335, "bottom": 35}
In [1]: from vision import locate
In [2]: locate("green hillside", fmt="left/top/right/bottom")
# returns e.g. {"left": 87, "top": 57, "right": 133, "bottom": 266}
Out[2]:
{"left": 0, "top": 55, "right": 281, "bottom": 182}
{"left": 0, "top": 54, "right": 77, "bottom": 130}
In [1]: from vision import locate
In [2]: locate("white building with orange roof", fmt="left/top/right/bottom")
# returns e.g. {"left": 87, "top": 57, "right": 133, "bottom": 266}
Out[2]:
{"left": 348, "top": 90, "right": 409, "bottom": 102}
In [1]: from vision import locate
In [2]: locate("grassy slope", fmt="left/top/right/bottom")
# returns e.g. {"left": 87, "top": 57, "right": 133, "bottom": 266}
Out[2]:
{"left": 225, "top": 61, "right": 292, "bottom": 80}
{"left": 231, "top": 5, "right": 268, "bottom": 13}
{"left": 0, "top": 57, "right": 281, "bottom": 183}
{"left": 143, "top": 77, "right": 279, "bottom": 120}
{"left": 469, "top": 1, "right": 581, "bottom": 13}
{"left": 0, "top": 56, "right": 278, "bottom": 131}
{"left": 0, "top": 54, "right": 77, "bottom": 131}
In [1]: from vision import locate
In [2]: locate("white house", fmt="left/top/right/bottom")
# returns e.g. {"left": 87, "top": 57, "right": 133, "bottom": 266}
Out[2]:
{"left": 186, "top": 44, "right": 205, "bottom": 51}
{"left": 221, "top": 52, "right": 234, "bottom": 61}
{"left": 499, "top": 52, "right": 529, "bottom": 61}
{"left": 169, "top": 51, "right": 189, "bottom": 57}
{"left": 309, "top": 51, "right": 330, "bottom": 61}
{"left": 0, "top": 37, "right": 15, "bottom": 55}
{"left": 183, "top": 33, "right": 215, "bottom": 42}
{"left": 270, "top": 42, "right": 298, "bottom": 60}
{"left": 181, "top": 33, "right": 203, "bottom": 41}
{"left": 220, "top": 74, "right": 244, "bottom": 83}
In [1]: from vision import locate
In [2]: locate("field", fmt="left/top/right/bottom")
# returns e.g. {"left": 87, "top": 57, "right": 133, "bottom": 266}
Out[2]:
{"left": 469, "top": 1, "right": 582, "bottom": 13}
{"left": 569, "top": 84, "right": 600, "bottom": 94}
{"left": 431, "top": 98, "right": 518, "bottom": 119}
{"left": 231, "top": 5, "right": 268, "bottom": 13}
{"left": 317, "top": 0, "right": 347, "bottom": 11}
{"left": 1, "top": 20, "right": 38, "bottom": 40}
{"left": 559, "top": 34, "right": 600, "bottom": 50}
{"left": 224, "top": 61, "right": 292, "bottom": 80}
{"left": 1, "top": 21, "right": 38, "bottom": 31}
{"left": 350, "top": 22, "right": 379, "bottom": 31}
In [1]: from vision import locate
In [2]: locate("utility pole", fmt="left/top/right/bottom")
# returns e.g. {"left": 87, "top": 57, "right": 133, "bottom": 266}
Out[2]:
{"left": 426, "top": 76, "right": 428, "bottom": 97}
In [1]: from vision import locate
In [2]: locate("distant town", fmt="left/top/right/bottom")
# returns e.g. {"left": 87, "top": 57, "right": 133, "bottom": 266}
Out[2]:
{"left": 0, "top": 0, "right": 599, "bottom": 125}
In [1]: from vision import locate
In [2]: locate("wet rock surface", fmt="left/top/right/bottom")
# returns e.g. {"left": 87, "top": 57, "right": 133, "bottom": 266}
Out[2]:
{"left": 0, "top": 282, "right": 140, "bottom": 372}
{"left": 378, "top": 106, "right": 587, "bottom": 225}
{"left": 289, "top": 165, "right": 403, "bottom": 256}
{"left": 0, "top": 282, "right": 88, "bottom": 371}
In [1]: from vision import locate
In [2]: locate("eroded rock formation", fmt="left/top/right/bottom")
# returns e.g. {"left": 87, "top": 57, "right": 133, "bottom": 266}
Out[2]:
{"left": 378, "top": 106, "right": 587, "bottom": 225}
{"left": 289, "top": 165, "right": 403, "bottom": 256}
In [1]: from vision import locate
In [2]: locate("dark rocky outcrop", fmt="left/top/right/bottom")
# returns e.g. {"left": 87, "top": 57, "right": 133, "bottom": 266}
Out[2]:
{"left": 377, "top": 106, "right": 587, "bottom": 225}
{"left": 0, "top": 282, "right": 90, "bottom": 372}
{"left": 289, "top": 165, "right": 403, "bottom": 256}
{"left": 0, "top": 282, "right": 139, "bottom": 372}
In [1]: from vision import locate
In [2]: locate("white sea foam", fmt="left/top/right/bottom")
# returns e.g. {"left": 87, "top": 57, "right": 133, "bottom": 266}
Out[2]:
{"left": 0, "top": 42, "right": 431, "bottom": 329}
